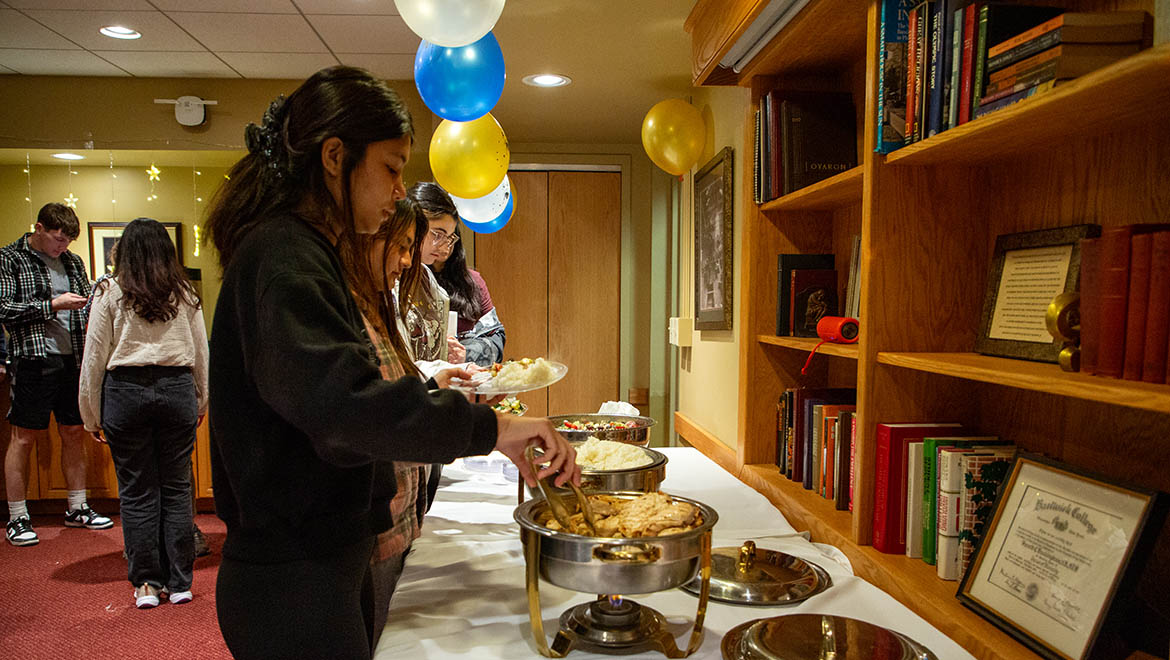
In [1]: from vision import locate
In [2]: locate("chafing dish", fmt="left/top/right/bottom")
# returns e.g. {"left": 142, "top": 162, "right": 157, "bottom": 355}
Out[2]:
{"left": 549, "top": 414, "right": 656, "bottom": 446}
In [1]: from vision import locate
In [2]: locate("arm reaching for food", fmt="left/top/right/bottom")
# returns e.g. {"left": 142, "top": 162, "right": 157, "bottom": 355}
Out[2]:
{"left": 495, "top": 414, "right": 580, "bottom": 488}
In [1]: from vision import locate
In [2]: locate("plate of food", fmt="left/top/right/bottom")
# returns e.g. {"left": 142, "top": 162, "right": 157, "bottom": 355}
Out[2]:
{"left": 451, "top": 357, "right": 568, "bottom": 395}
{"left": 491, "top": 397, "right": 528, "bottom": 416}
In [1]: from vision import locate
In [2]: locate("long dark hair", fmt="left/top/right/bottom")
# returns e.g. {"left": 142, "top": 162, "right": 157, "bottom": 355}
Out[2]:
{"left": 348, "top": 199, "right": 425, "bottom": 380}
{"left": 205, "top": 66, "right": 414, "bottom": 278}
{"left": 407, "top": 182, "right": 482, "bottom": 322}
{"left": 107, "top": 218, "right": 199, "bottom": 323}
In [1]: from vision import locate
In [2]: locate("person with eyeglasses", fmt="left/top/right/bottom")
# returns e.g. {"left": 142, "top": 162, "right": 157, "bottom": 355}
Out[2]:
{"left": 408, "top": 182, "right": 506, "bottom": 369}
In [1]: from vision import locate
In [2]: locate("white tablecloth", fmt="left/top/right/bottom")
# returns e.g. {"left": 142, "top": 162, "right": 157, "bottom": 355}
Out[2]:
{"left": 375, "top": 448, "right": 975, "bottom": 660}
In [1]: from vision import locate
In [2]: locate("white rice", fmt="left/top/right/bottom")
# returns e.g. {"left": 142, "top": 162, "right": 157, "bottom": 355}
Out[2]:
{"left": 492, "top": 357, "right": 555, "bottom": 389}
{"left": 575, "top": 437, "right": 653, "bottom": 471}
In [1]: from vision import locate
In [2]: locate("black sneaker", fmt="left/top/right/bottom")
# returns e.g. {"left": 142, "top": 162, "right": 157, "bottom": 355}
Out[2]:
{"left": 64, "top": 506, "right": 114, "bottom": 530}
{"left": 6, "top": 517, "right": 39, "bottom": 546}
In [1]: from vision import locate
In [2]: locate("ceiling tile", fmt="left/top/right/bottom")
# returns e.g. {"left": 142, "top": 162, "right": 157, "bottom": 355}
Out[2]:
{"left": 307, "top": 14, "right": 416, "bottom": 54}
{"left": 335, "top": 52, "right": 413, "bottom": 80}
{"left": 22, "top": 10, "right": 206, "bottom": 51}
{"left": 0, "top": 48, "right": 129, "bottom": 75}
{"left": 5, "top": 1, "right": 153, "bottom": 8}
{"left": 151, "top": 0, "right": 297, "bottom": 12}
{"left": 217, "top": 52, "right": 338, "bottom": 79}
{"left": 295, "top": 0, "right": 398, "bottom": 14}
{"left": 94, "top": 50, "right": 239, "bottom": 77}
{"left": 0, "top": 9, "right": 78, "bottom": 48}
{"left": 168, "top": 12, "right": 327, "bottom": 53}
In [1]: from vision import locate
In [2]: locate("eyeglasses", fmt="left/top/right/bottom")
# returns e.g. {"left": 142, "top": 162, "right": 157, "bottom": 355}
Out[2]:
{"left": 428, "top": 228, "right": 459, "bottom": 249}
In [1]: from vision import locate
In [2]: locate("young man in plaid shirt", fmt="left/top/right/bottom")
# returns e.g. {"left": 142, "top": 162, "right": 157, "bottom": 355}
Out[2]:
{"left": 3, "top": 203, "right": 112, "bottom": 546}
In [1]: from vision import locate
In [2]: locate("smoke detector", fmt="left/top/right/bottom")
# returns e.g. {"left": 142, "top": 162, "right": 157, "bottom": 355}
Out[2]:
{"left": 154, "top": 95, "right": 218, "bottom": 127}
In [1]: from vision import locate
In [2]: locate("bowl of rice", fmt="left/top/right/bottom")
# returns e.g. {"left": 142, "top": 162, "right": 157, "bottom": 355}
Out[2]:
{"left": 526, "top": 437, "right": 668, "bottom": 501}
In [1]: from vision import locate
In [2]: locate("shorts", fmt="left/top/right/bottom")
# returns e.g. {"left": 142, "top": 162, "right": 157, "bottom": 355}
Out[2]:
{"left": 8, "top": 354, "right": 84, "bottom": 430}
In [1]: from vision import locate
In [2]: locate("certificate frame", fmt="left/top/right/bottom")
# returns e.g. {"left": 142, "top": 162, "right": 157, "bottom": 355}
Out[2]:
{"left": 957, "top": 454, "right": 1159, "bottom": 660}
{"left": 693, "top": 146, "right": 734, "bottom": 331}
{"left": 87, "top": 221, "right": 183, "bottom": 280}
{"left": 975, "top": 224, "right": 1099, "bottom": 363}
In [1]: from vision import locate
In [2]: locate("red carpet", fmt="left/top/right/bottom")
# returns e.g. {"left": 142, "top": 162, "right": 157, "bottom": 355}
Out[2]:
{"left": 0, "top": 513, "right": 231, "bottom": 659}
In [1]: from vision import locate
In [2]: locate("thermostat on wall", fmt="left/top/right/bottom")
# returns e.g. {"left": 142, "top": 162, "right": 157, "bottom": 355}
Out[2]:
{"left": 154, "top": 96, "right": 218, "bottom": 126}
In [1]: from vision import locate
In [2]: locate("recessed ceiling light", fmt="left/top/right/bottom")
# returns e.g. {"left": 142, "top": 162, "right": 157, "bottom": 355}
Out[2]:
{"left": 52, "top": 153, "right": 85, "bottom": 161}
{"left": 100, "top": 25, "right": 141, "bottom": 40}
{"left": 522, "top": 73, "right": 571, "bottom": 88}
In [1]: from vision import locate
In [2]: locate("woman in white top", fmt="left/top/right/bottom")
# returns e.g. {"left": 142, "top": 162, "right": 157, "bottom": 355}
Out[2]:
{"left": 78, "top": 217, "right": 209, "bottom": 610}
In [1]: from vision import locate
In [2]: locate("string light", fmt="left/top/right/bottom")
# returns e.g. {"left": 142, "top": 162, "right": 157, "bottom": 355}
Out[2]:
{"left": 191, "top": 166, "right": 201, "bottom": 257}
{"left": 64, "top": 161, "right": 78, "bottom": 208}
{"left": 109, "top": 152, "right": 117, "bottom": 219}
{"left": 25, "top": 153, "right": 33, "bottom": 231}
{"left": 147, "top": 162, "right": 159, "bottom": 202}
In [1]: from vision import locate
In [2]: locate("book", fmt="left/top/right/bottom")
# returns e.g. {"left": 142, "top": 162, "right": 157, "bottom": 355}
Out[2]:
{"left": 937, "top": 447, "right": 975, "bottom": 580}
{"left": 848, "top": 414, "right": 857, "bottom": 511}
{"left": 912, "top": 0, "right": 932, "bottom": 142}
{"left": 811, "top": 404, "right": 825, "bottom": 494}
{"left": 957, "top": 3, "right": 978, "bottom": 124}
{"left": 876, "top": 0, "right": 917, "bottom": 153}
{"left": 821, "top": 405, "right": 855, "bottom": 497}
{"left": 922, "top": 435, "right": 1003, "bottom": 564}
{"left": 927, "top": 0, "right": 962, "bottom": 136}
{"left": 775, "top": 392, "right": 789, "bottom": 470}
{"left": 986, "top": 11, "right": 1149, "bottom": 71}
{"left": 905, "top": 441, "right": 925, "bottom": 558}
{"left": 904, "top": 4, "right": 921, "bottom": 144}
{"left": 794, "top": 388, "right": 855, "bottom": 488}
{"left": 973, "top": 4, "right": 1064, "bottom": 108}
{"left": 1080, "top": 237, "right": 1101, "bottom": 375}
{"left": 766, "top": 89, "right": 783, "bottom": 201}
{"left": 946, "top": 5, "right": 964, "bottom": 128}
{"left": 987, "top": 42, "right": 1142, "bottom": 86}
{"left": 1143, "top": 232, "right": 1170, "bottom": 383}
{"left": 779, "top": 94, "right": 856, "bottom": 193}
{"left": 753, "top": 109, "right": 762, "bottom": 204}
{"left": 957, "top": 449, "right": 1016, "bottom": 577}
{"left": 843, "top": 234, "right": 862, "bottom": 321}
{"left": 1098, "top": 224, "right": 1170, "bottom": 378}
{"left": 835, "top": 411, "right": 855, "bottom": 510}
{"left": 790, "top": 269, "right": 838, "bottom": 337}
{"left": 972, "top": 79, "right": 1056, "bottom": 118}
{"left": 1124, "top": 233, "right": 1154, "bottom": 380}
{"left": 777, "top": 254, "right": 835, "bottom": 336}
{"left": 872, "top": 422, "right": 962, "bottom": 554}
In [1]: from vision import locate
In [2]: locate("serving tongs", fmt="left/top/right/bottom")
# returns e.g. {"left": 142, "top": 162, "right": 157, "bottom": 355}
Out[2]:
{"left": 525, "top": 445, "right": 598, "bottom": 535}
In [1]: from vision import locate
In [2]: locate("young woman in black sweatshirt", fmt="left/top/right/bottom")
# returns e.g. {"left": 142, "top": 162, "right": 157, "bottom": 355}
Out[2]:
{"left": 203, "top": 66, "right": 579, "bottom": 660}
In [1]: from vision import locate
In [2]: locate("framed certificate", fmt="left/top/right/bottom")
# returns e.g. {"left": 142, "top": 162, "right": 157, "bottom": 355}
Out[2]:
{"left": 958, "top": 454, "right": 1160, "bottom": 660}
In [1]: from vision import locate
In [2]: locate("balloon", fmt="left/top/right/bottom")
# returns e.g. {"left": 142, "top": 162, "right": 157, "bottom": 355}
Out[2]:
{"left": 394, "top": 0, "right": 505, "bottom": 48}
{"left": 414, "top": 32, "right": 505, "bottom": 122}
{"left": 429, "top": 114, "right": 509, "bottom": 199}
{"left": 461, "top": 188, "right": 513, "bottom": 234}
{"left": 641, "top": 99, "right": 706, "bottom": 176}
{"left": 451, "top": 175, "right": 510, "bottom": 224}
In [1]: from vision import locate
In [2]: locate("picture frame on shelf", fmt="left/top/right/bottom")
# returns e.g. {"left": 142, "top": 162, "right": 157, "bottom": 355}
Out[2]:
{"left": 87, "top": 221, "right": 183, "bottom": 280}
{"left": 694, "top": 146, "right": 734, "bottom": 331}
{"left": 975, "top": 224, "right": 1100, "bottom": 363}
{"left": 958, "top": 454, "right": 1161, "bottom": 660}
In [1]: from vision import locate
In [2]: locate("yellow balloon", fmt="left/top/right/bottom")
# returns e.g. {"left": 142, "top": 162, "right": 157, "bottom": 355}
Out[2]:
{"left": 429, "top": 114, "right": 510, "bottom": 199}
{"left": 641, "top": 99, "right": 706, "bottom": 176}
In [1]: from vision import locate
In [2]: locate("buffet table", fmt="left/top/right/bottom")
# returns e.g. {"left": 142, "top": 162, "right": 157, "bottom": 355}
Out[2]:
{"left": 375, "top": 447, "right": 975, "bottom": 659}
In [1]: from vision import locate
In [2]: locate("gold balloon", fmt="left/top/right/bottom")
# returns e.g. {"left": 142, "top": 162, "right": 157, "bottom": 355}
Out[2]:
{"left": 641, "top": 99, "right": 706, "bottom": 176}
{"left": 429, "top": 114, "right": 510, "bottom": 199}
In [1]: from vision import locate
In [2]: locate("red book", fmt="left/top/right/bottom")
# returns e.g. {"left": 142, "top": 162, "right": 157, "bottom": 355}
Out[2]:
{"left": 1099, "top": 224, "right": 1170, "bottom": 379}
{"left": 957, "top": 4, "right": 978, "bottom": 124}
{"left": 1080, "top": 238, "right": 1101, "bottom": 375}
{"left": 905, "top": 7, "right": 919, "bottom": 141}
{"left": 873, "top": 422, "right": 962, "bottom": 554}
{"left": 849, "top": 415, "right": 856, "bottom": 512}
{"left": 1123, "top": 233, "right": 1153, "bottom": 380}
{"left": 820, "top": 404, "right": 854, "bottom": 498}
{"left": 1144, "top": 231, "right": 1170, "bottom": 383}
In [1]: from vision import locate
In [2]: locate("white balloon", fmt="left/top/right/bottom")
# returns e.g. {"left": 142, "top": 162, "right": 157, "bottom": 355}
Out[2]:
{"left": 394, "top": 0, "right": 506, "bottom": 48}
{"left": 451, "top": 175, "right": 510, "bottom": 224}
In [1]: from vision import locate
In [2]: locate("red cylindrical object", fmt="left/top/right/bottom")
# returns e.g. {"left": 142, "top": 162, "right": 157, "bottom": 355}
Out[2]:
{"left": 816, "top": 316, "right": 859, "bottom": 344}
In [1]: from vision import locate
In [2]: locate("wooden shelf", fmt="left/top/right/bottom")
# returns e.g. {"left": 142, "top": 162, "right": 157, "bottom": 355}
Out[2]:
{"left": 738, "top": 464, "right": 1041, "bottom": 660}
{"left": 885, "top": 44, "right": 1170, "bottom": 166}
{"left": 758, "top": 334, "right": 859, "bottom": 360}
{"left": 759, "top": 166, "right": 863, "bottom": 211}
{"left": 877, "top": 352, "right": 1170, "bottom": 414}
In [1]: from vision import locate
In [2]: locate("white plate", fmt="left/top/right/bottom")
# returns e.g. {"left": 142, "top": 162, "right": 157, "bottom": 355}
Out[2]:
{"left": 451, "top": 360, "right": 568, "bottom": 395}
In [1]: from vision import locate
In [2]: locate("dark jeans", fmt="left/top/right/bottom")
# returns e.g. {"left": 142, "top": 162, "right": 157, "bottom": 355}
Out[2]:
{"left": 103, "top": 366, "right": 197, "bottom": 591}
{"left": 218, "top": 536, "right": 377, "bottom": 660}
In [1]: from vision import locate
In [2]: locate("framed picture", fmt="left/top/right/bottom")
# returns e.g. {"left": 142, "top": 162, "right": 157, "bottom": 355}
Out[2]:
{"left": 694, "top": 146, "right": 734, "bottom": 331}
{"left": 958, "top": 454, "right": 1160, "bottom": 660}
{"left": 87, "top": 221, "right": 183, "bottom": 280}
{"left": 976, "top": 224, "right": 1100, "bottom": 362}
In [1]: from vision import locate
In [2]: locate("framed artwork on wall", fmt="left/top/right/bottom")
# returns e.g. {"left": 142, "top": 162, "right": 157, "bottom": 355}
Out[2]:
{"left": 694, "top": 146, "right": 734, "bottom": 331}
{"left": 87, "top": 221, "right": 182, "bottom": 280}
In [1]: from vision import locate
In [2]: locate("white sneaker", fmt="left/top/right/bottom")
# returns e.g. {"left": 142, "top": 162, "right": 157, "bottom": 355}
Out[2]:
{"left": 169, "top": 590, "right": 193, "bottom": 604}
{"left": 6, "top": 517, "right": 38, "bottom": 546}
{"left": 135, "top": 585, "right": 160, "bottom": 609}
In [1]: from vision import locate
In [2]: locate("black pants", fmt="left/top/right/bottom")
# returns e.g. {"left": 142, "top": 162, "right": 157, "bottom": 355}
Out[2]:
{"left": 103, "top": 366, "right": 197, "bottom": 591}
{"left": 217, "top": 536, "right": 377, "bottom": 660}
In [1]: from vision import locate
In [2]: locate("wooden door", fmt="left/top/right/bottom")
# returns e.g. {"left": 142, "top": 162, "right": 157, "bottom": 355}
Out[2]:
{"left": 475, "top": 172, "right": 551, "bottom": 417}
{"left": 548, "top": 172, "right": 621, "bottom": 415}
{"left": 37, "top": 415, "right": 119, "bottom": 499}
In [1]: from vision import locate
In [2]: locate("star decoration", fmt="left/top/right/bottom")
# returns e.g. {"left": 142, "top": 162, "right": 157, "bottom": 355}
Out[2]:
{"left": 146, "top": 164, "right": 161, "bottom": 182}
{"left": 64, "top": 193, "right": 78, "bottom": 208}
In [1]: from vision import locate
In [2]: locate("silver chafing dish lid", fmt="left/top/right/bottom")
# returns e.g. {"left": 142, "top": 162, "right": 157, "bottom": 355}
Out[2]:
{"left": 721, "top": 614, "right": 938, "bottom": 660}
{"left": 681, "top": 541, "right": 830, "bottom": 606}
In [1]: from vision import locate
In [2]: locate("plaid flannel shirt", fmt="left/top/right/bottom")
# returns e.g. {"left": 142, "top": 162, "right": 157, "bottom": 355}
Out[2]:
{"left": 0, "top": 233, "right": 91, "bottom": 359}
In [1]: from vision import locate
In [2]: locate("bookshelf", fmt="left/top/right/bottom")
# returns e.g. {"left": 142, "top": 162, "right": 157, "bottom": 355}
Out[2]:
{"left": 684, "top": 0, "right": 1170, "bottom": 658}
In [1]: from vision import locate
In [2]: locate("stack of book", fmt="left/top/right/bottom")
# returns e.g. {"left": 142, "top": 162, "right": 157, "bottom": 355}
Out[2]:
{"left": 775, "top": 388, "right": 856, "bottom": 510}
{"left": 976, "top": 11, "right": 1148, "bottom": 117}
{"left": 1080, "top": 223, "right": 1170, "bottom": 383}
{"left": 753, "top": 91, "right": 856, "bottom": 203}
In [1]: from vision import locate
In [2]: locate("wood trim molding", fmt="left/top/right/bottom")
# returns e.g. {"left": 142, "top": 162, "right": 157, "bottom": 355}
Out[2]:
{"left": 674, "top": 411, "right": 740, "bottom": 476}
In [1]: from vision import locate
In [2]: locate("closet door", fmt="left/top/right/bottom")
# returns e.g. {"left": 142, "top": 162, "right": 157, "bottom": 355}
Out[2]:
{"left": 547, "top": 172, "right": 621, "bottom": 415}
{"left": 474, "top": 171, "right": 550, "bottom": 417}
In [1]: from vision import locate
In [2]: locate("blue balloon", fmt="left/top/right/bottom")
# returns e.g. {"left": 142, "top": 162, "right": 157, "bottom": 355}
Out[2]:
{"left": 462, "top": 189, "right": 513, "bottom": 234}
{"left": 414, "top": 32, "right": 506, "bottom": 122}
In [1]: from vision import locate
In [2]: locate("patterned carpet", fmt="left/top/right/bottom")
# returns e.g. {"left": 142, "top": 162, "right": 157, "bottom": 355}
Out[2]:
{"left": 0, "top": 513, "right": 231, "bottom": 659}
